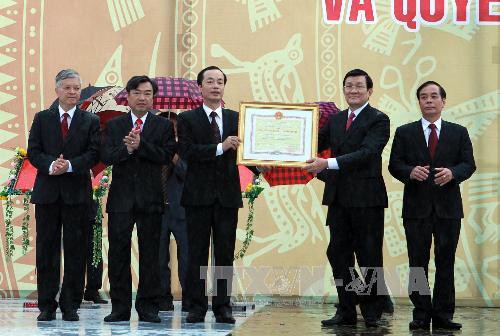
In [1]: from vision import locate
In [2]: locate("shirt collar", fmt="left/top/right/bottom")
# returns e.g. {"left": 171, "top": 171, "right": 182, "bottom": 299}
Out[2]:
{"left": 421, "top": 117, "right": 442, "bottom": 131}
{"left": 348, "top": 101, "right": 369, "bottom": 118}
{"left": 203, "top": 104, "right": 222, "bottom": 119}
{"left": 131, "top": 112, "right": 148, "bottom": 125}
{"left": 58, "top": 105, "right": 76, "bottom": 118}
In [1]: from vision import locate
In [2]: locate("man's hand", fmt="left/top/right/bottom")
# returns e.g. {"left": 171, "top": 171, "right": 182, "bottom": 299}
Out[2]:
{"left": 123, "top": 131, "right": 140, "bottom": 152}
{"left": 50, "top": 154, "right": 69, "bottom": 175}
{"left": 409, "top": 165, "right": 429, "bottom": 181}
{"left": 303, "top": 157, "right": 328, "bottom": 174}
{"left": 222, "top": 136, "right": 241, "bottom": 152}
{"left": 434, "top": 167, "right": 453, "bottom": 186}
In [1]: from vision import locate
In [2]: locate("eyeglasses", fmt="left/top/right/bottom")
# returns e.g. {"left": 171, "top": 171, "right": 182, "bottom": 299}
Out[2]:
{"left": 344, "top": 85, "right": 367, "bottom": 91}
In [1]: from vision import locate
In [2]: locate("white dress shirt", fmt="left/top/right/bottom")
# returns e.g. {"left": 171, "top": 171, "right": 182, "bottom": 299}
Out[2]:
{"left": 421, "top": 117, "right": 442, "bottom": 145}
{"left": 327, "top": 101, "right": 369, "bottom": 170}
{"left": 203, "top": 104, "right": 224, "bottom": 156}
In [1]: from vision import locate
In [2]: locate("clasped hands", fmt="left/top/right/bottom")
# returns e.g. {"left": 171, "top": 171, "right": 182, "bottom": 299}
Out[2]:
{"left": 124, "top": 129, "right": 140, "bottom": 153}
{"left": 410, "top": 165, "right": 453, "bottom": 186}
{"left": 50, "top": 154, "right": 70, "bottom": 175}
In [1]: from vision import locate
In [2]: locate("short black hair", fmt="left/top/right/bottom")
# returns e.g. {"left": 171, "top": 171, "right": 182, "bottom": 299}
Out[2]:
{"left": 343, "top": 68, "right": 373, "bottom": 89}
{"left": 197, "top": 66, "right": 227, "bottom": 86}
{"left": 416, "top": 81, "right": 446, "bottom": 99}
{"left": 125, "top": 75, "right": 158, "bottom": 95}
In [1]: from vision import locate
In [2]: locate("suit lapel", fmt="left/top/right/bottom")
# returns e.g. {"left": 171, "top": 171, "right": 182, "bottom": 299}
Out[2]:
{"left": 346, "top": 104, "right": 370, "bottom": 134}
{"left": 338, "top": 104, "right": 370, "bottom": 148}
{"left": 126, "top": 111, "right": 133, "bottom": 130}
{"left": 221, "top": 109, "right": 231, "bottom": 140}
{"left": 49, "top": 108, "right": 64, "bottom": 146}
{"left": 63, "top": 108, "right": 82, "bottom": 146}
{"left": 140, "top": 111, "right": 159, "bottom": 140}
{"left": 196, "top": 107, "right": 214, "bottom": 142}
{"left": 413, "top": 121, "right": 431, "bottom": 162}
{"left": 333, "top": 110, "right": 349, "bottom": 147}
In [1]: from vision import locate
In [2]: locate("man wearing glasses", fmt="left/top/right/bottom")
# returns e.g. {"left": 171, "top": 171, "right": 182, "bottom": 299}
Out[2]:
{"left": 304, "top": 69, "right": 390, "bottom": 328}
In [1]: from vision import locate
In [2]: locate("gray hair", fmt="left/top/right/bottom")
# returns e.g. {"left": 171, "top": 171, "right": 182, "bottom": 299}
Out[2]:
{"left": 55, "top": 69, "right": 82, "bottom": 87}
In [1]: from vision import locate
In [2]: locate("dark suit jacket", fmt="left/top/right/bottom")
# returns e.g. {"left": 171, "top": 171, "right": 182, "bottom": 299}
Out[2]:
{"left": 28, "top": 107, "right": 100, "bottom": 205}
{"left": 318, "top": 104, "right": 390, "bottom": 208}
{"left": 388, "top": 120, "right": 475, "bottom": 219}
{"left": 102, "top": 111, "right": 175, "bottom": 213}
{"left": 177, "top": 107, "right": 245, "bottom": 208}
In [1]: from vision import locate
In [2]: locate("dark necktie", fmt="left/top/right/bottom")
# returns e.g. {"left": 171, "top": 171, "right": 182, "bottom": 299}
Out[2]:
{"left": 61, "top": 113, "right": 69, "bottom": 139}
{"left": 134, "top": 118, "right": 143, "bottom": 133}
{"left": 428, "top": 123, "right": 438, "bottom": 159}
{"left": 345, "top": 111, "right": 356, "bottom": 130}
{"left": 210, "top": 111, "right": 222, "bottom": 143}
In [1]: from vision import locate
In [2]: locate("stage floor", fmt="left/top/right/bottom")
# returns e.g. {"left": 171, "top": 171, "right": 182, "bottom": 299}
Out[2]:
{"left": 0, "top": 299, "right": 497, "bottom": 335}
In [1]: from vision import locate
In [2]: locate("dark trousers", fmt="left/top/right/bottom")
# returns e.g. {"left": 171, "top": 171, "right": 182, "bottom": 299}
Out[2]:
{"left": 326, "top": 203, "right": 384, "bottom": 320}
{"left": 159, "top": 208, "right": 188, "bottom": 305}
{"left": 85, "top": 200, "right": 103, "bottom": 293}
{"left": 35, "top": 200, "right": 88, "bottom": 313}
{"left": 403, "top": 212, "right": 461, "bottom": 321}
{"left": 107, "top": 211, "right": 162, "bottom": 314}
{"left": 185, "top": 202, "right": 238, "bottom": 316}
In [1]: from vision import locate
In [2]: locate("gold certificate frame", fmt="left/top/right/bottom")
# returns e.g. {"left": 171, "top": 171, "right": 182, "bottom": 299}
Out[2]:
{"left": 237, "top": 102, "right": 319, "bottom": 167}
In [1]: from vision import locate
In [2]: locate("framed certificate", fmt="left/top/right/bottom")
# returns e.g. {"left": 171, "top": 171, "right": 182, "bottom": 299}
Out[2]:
{"left": 237, "top": 102, "right": 319, "bottom": 167}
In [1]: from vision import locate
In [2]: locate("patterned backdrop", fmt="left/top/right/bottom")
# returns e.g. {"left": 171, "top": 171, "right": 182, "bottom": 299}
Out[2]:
{"left": 0, "top": 1, "right": 498, "bottom": 306}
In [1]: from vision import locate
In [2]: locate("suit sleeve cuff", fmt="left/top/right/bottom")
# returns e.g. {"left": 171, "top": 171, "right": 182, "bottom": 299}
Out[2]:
{"left": 327, "top": 158, "right": 339, "bottom": 170}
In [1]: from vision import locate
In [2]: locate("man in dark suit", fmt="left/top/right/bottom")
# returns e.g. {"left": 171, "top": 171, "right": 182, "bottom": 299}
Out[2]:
{"left": 28, "top": 69, "right": 100, "bottom": 321}
{"left": 101, "top": 76, "right": 175, "bottom": 323}
{"left": 177, "top": 66, "right": 257, "bottom": 324}
{"left": 388, "top": 81, "right": 475, "bottom": 331}
{"left": 157, "top": 112, "right": 189, "bottom": 312}
{"left": 304, "top": 69, "right": 390, "bottom": 328}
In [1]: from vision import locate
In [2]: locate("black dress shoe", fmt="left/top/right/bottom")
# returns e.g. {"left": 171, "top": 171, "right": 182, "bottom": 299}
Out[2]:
{"left": 84, "top": 291, "right": 108, "bottom": 304}
{"left": 186, "top": 312, "right": 205, "bottom": 323}
{"left": 321, "top": 314, "right": 357, "bottom": 326}
{"left": 138, "top": 312, "right": 161, "bottom": 323}
{"left": 158, "top": 300, "right": 174, "bottom": 311}
{"left": 104, "top": 311, "right": 131, "bottom": 322}
{"left": 433, "top": 318, "right": 462, "bottom": 330}
{"left": 409, "top": 320, "right": 430, "bottom": 330}
{"left": 62, "top": 311, "right": 79, "bottom": 321}
{"left": 215, "top": 312, "right": 236, "bottom": 324}
{"left": 37, "top": 311, "right": 56, "bottom": 321}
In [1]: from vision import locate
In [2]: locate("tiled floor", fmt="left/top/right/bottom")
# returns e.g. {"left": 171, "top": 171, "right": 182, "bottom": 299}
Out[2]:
{"left": 0, "top": 300, "right": 256, "bottom": 336}
{"left": 0, "top": 300, "right": 498, "bottom": 335}
{"left": 233, "top": 303, "right": 499, "bottom": 336}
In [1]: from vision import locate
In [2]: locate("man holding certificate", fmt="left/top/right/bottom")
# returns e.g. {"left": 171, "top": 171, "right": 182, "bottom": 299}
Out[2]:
{"left": 177, "top": 66, "right": 258, "bottom": 324}
{"left": 304, "top": 69, "right": 390, "bottom": 328}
